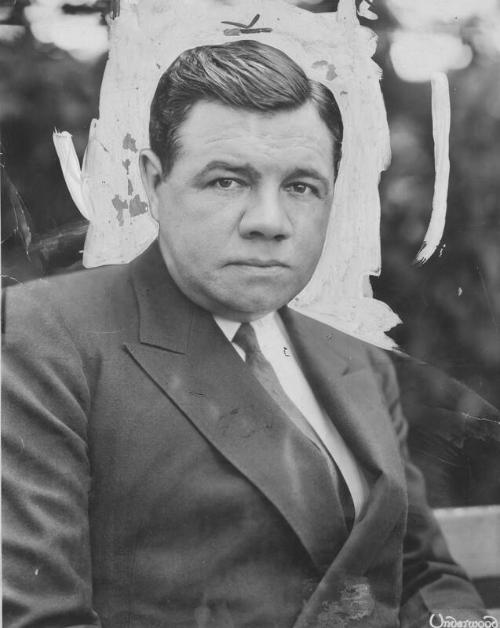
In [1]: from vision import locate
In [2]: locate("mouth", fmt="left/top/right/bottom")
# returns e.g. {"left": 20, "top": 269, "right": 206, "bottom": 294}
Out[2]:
{"left": 228, "top": 259, "right": 288, "bottom": 268}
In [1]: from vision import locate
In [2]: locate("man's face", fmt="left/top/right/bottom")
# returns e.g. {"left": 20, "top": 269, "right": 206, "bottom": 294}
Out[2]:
{"left": 142, "top": 100, "right": 335, "bottom": 321}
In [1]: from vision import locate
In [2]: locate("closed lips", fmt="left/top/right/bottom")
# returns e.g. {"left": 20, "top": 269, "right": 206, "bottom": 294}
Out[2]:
{"left": 229, "top": 260, "right": 287, "bottom": 267}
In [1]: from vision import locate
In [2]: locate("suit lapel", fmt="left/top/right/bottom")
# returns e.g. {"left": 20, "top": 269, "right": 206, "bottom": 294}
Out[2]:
{"left": 124, "top": 244, "right": 349, "bottom": 574}
{"left": 281, "top": 307, "right": 406, "bottom": 483}
{"left": 124, "top": 245, "right": 406, "bottom": 595}
{"left": 281, "top": 308, "right": 407, "bottom": 627}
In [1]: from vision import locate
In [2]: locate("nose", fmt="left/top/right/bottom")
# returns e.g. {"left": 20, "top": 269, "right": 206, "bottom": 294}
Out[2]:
{"left": 238, "top": 187, "right": 292, "bottom": 241}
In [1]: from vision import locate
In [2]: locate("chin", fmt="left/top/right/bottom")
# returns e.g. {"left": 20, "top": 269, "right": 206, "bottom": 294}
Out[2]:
{"left": 223, "top": 295, "right": 292, "bottom": 320}
{"left": 203, "top": 277, "right": 301, "bottom": 319}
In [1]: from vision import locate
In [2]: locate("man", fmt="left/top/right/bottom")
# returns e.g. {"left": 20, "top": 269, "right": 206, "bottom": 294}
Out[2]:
{"left": 2, "top": 40, "right": 485, "bottom": 627}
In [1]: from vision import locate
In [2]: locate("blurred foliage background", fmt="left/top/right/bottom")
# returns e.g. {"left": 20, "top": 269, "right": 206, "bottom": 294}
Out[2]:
{"left": 1, "top": 0, "right": 500, "bottom": 407}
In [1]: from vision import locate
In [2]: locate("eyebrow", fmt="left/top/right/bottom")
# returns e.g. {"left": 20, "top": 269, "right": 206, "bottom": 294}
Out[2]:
{"left": 193, "top": 161, "right": 332, "bottom": 192}
{"left": 193, "top": 161, "right": 261, "bottom": 183}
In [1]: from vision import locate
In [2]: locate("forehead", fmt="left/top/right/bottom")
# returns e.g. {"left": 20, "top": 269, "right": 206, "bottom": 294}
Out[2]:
{"left": 173, "top": 100, "right": 335, "bottom": 174}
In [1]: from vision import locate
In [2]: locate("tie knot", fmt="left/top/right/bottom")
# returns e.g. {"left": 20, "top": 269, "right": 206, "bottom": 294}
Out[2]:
{"left": 233, "top": 322, "right": 260, "bottom": 358}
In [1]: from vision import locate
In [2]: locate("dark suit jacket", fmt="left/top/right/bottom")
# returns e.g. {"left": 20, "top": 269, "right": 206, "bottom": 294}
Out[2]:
{"left": 2, "top": 242, "right": 485, "bottom": 627}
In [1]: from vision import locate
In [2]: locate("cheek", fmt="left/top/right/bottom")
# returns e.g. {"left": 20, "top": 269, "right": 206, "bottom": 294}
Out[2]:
{"left": 164, "top": 189, "right": 238, "bottom": 236}
{"left": 295, "top": 204, "right": 331, "bottom": 256}
{"left": 160, "top": 218, "right": 225, "bottom": 272}
{"left": 315, "top": 200, "right": 332, "bottom": 241}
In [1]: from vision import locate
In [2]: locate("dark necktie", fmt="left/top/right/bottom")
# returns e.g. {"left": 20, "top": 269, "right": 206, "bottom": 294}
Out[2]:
{"left": 232, "top": 322, "right": 355, "bottom": 530}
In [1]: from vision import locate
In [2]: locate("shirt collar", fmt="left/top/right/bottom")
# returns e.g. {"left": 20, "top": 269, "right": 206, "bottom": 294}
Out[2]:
{"left": 214, "top": 312, "right": 279, "bottom": 343}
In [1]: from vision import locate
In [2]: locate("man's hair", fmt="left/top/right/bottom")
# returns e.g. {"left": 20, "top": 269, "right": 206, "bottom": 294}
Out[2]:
{"left": 149, "top": 40, "right": 343, "bottom": 178}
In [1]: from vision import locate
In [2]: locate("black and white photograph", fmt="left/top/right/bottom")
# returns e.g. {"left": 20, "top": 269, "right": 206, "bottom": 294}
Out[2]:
{"left": 1, "top": 0, "right": 500, "bottom": 626}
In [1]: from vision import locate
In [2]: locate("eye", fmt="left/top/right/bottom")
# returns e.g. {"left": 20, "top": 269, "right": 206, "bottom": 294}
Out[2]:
{"left": 205, "top": 176, "right": 248, "bottom": 193}
{"left": 286, "top": 182, "right": 317, "bottom": 196}
{"left": 213, "top": 178, "right": 240, "bottom": 190}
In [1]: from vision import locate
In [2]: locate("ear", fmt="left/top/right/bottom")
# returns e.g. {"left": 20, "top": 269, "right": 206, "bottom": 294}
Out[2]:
{"left": 139, "top": 149, "right": 164, "bottom": 221}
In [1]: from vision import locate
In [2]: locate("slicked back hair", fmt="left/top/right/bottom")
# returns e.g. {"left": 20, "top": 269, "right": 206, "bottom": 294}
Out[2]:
{"left": 149, "top": 40, "right": 343, "bottom": 179}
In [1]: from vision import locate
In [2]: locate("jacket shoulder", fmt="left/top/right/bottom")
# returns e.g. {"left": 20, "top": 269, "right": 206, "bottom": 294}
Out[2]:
{"left": 291, "top": 309, "right": 396, "bottom": 372}
{"left": 287, "top": 309, "right": 399, "bottom": 405}
{"left": 2, "top": 262, "right": 136, "bottom": 350}
{"left": 4, "top": 262, "right": 130, "bottom": 309}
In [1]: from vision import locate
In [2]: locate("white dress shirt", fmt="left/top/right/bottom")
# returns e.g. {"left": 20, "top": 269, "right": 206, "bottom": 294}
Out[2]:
{"left": 214, "top": 312, "right": 369, "bottom": 519}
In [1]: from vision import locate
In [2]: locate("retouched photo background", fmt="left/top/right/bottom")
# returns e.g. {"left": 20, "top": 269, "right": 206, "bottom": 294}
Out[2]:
{"left": 1, "top": 0, "right": 499, "bottom": 612}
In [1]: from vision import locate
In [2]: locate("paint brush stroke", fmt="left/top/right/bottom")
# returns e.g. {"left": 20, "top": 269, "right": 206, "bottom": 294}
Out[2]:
{"left": 53, "top": 131, "right": 90, "bottom": 220}
{"left": 415, "top": 72, "right": 451, "bottom": 265}
{"left": 69, "top": 0, "right": 400, "bottom": 348}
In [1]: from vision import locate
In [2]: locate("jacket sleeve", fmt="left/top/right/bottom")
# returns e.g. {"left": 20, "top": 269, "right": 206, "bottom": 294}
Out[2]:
{"left": 2, "top": 282, "right": 101, "bottom": 628}
{"left": 368, "top": 347, "right": 487, "bottom": 628}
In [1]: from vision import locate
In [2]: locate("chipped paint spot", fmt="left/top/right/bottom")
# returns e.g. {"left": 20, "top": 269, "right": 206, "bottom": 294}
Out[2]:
{"left": 458, "top": 287, "right": 463, "bottom": 296}
{"left": 34, "top": 567, "right": 40, "bottom": 576}
{"left": 326, "top": 64, "right": 338, "bottom": 81}
{"left": 312, "top": 60, "right": 337, "bottom": 81}
{"left": 129, "top": 194, "right": 148, "bottom": 217}
{"left": 112, "top": 195, "right": 128, "bottom": 226}
{"left": 122, "top": 158, "right": 131, "bottom": 175}
{"left": 122, "top": 133, "right": 137, "bottom": 152}
{"left": 128, "top": 179, "right": 133, "bottom": 196}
